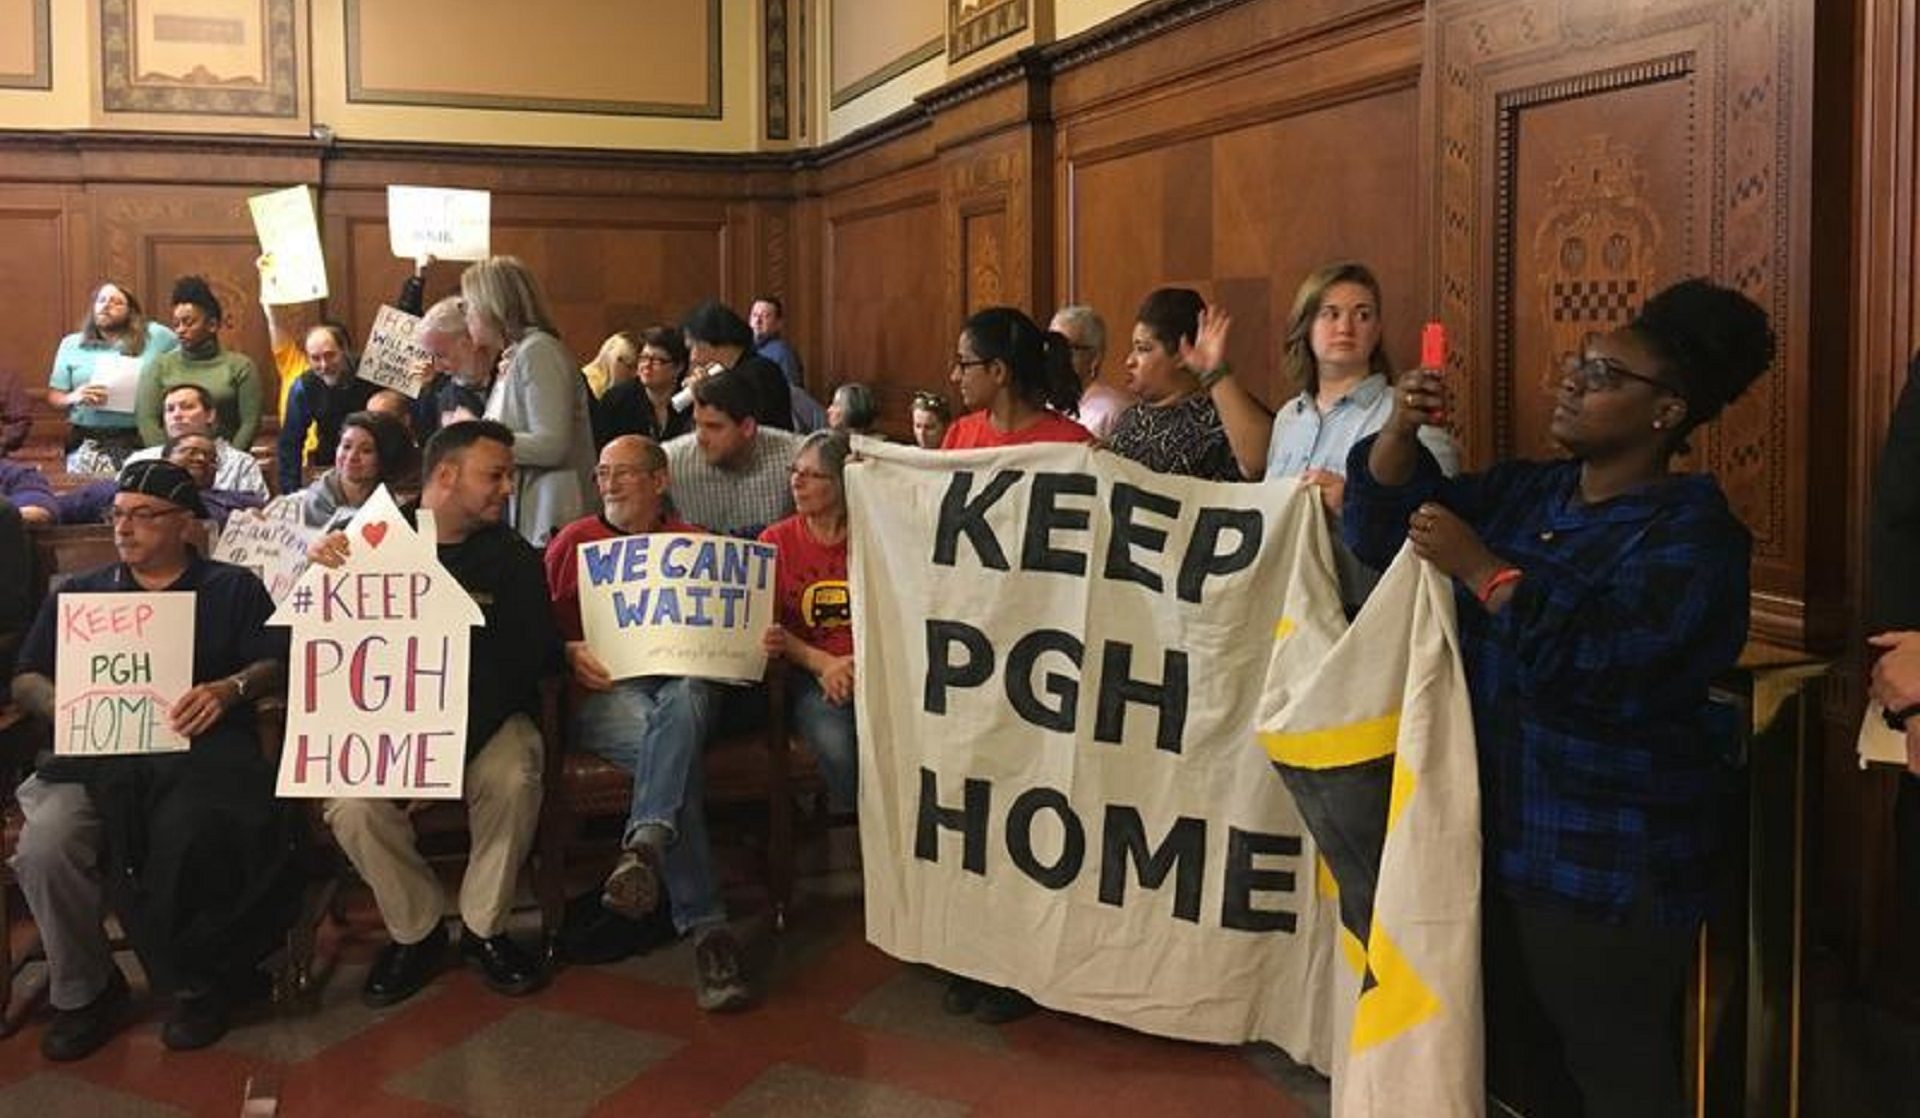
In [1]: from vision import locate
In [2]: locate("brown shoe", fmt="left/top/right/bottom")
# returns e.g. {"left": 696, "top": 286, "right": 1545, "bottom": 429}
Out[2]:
{"left": 601, "top": 844, "right": 664, "bottom": 919}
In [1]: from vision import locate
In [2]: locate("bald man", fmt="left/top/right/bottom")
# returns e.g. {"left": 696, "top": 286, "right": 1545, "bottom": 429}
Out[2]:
{"left": 544, "top": 436, "right": 751, "bottom": 1012}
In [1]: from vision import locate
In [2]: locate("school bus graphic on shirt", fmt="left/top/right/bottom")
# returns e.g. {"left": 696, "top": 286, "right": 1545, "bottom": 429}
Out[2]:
{"left": 801, "top": 581, "right": 851, "bottom": 629}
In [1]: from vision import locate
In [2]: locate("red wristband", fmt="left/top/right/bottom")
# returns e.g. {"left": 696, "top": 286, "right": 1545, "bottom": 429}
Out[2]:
{"left": 1476, "top": 566, "right": 1522, "bottom": 605}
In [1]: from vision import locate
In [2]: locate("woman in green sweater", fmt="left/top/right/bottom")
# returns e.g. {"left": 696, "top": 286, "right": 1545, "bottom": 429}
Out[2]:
{"left": 136, "top": 275, "right": 262, "bottom": 450}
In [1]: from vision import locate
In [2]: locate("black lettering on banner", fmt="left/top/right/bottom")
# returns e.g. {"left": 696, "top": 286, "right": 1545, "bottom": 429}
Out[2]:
{"left": 1221, "top": 826, "right": 1302, "bottom": 932}
{"left": 1021, "top": 472, "right": 1097, "bottom": 576}
{"left": 924, "top": 619, "right": 993, "bottom": 714}
{"left": 1006, "top": 629, "right": 1083, "bottom": 733}
{"left": 1178, "top": 507, "right": 1262, "bottom": 603}
{"left": 1105, "top": 482, "right": 1181, "bottom": 593}
{"left": 1094, "top": 642, "right": 1189, "bottom": 752}
{"left": 1098, "top": 805, "right": 1205, "bottom": 922}
{"left": 932, "top": 470, "right": 1024, "bottom": 570}
{"left": 1005, "top": 787, "right": 1085, "bottom": 890}
{"left": 914, "top": 768, "right": 991, "bottom": 874}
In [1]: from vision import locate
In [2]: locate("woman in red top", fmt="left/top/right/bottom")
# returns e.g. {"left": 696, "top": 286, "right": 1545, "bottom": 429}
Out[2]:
{"left": 941, "top": 306, "right": 1092, "bottom": 448}
{"left": 759, "top": 430, "right": 857, "bottom": 812}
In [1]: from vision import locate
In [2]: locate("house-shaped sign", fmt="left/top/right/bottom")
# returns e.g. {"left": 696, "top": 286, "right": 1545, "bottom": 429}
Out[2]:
{"left": 269, "top": 485, "right": 483, "bottom": 799}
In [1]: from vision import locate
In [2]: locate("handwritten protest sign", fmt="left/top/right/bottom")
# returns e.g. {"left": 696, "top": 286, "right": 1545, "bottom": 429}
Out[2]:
{"left": 358, "top": 305, "right": 431, "bottom": 399}
{"left": 576, "top": 532, "right": 776, "bottom": 683}
{"left": 55, "top": 592, "right": 195, "bottom": 755}
{"left": 387, "top": 185, "right": 490, "bottom": 261}
{"left": 270, "top": 486, "right": 482, "bottom": 799}
{"left": 214, "top": 495, "right": 320, "bottom": 604}
{"left": 250, "top": 186, "right": 328, "bottom": 304}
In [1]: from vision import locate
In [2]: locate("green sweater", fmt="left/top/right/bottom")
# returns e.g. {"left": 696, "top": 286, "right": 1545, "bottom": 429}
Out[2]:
{"left": 137, "top": 347, "right": 263, "bottom": 449}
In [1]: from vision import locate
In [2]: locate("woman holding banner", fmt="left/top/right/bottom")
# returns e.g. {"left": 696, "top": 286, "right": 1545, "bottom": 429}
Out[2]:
{"left": 299, "top": 411, "right": 416, "bottom": 531}
{"left": 941, "top": 307, "right": 1091, "bottom": 449}
{"left": 1342, "top": 278, "right": 1773, "bottom": 1117}
{"left": 759, "top": 430, "right": 858, "bottom": 813}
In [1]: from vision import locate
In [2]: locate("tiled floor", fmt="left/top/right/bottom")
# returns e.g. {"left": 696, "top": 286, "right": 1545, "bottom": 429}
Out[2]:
{"left": 0, "top": 850, "right": 1328, "bottom": 1117}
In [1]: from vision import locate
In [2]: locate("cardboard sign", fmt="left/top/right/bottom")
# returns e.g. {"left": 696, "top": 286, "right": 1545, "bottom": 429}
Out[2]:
{"left": 214, "top": 495, "right": 321, "bottom": 604}
{"left": 387, "top": 185, "right": 491, "bottom": 261}
{"left": 250, "top": 186, "right": 329, "bottom": 305}
{"left": 358, "top": 305, "right": 431, "bottom": 399}
{"left": 576, "top": 532, "right": 776, "bottom": 683}
{"left": 54, "top": 592, "right": 196, "bottom": 755}
{"left": 269, "top": 487, "right": 483, "bottom": 799}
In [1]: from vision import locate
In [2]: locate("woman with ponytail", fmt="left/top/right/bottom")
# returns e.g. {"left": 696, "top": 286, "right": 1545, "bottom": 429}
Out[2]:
{"left": 940, "top": 306, "right": 1092, "bottom": 449}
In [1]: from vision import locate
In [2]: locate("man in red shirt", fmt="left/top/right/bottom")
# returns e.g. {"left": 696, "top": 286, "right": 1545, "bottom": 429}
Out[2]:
{"left": 544, "top": 435, "right": 751, "bottom": 1012}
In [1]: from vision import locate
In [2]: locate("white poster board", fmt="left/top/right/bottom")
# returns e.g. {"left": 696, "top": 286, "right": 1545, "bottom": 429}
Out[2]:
{"left": 270, "top": 487, "right": 482, "bottom": 799}
{"left": 358, "top": 305, "right": 430, "bottom": 399}
{"left": 576, "top": 532, "right": 777, "bottom": 683}
{"left": 249, "top": 186, "right": 329, "bottom": 305}
{"left": 90, "top": 354, "right": 143, "bottom": 412}
{"left": 387, "top": 185, "right": 491, "bottom": 262}
{"left": 54, "top": 592, "right": 196, "bottom": 755}
{"left": 213, "top": 495, "right": 321, "bottom": 604}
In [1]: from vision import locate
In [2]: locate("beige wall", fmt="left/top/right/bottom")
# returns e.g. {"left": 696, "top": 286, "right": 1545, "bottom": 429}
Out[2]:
{"left": 313, "top": 0, "right": 763, "bottom": 151}
{"left": 0, "top": 0, "right": 84, "bottom": 128}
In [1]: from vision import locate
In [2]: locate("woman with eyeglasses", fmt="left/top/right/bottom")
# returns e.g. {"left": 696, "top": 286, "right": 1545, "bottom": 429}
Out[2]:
{"left": 299, "top": 411, "right": 417, "bottom": 531}
{"left": 910, "top": 391, "right": 952, "bottom": 449}
{"left": 940, "top": 307, "right": 1091, "bottom": 449}
{"left": 595, "top": 325, "right": 694, "bottom": 448}
{"left": 758, "top": 431, "right": 858, "bottom": 814}
{"left": 1343, "top": 278, "right": 1774, "bottom": 1117}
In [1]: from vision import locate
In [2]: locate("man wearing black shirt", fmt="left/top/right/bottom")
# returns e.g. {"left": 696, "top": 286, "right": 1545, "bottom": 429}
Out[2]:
{"left": 314, "top": 420, "right": 560, "bottom": 1007}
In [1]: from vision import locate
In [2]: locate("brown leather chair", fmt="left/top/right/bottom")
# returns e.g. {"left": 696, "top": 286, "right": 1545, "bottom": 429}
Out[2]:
{"left": 535, "top": 660, "right": 823, "bottom": 939}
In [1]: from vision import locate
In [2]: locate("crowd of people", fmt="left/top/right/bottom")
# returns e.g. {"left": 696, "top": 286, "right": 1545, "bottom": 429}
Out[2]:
{"left": 0, "top": 250, "right": 1789, "bottom": 1117}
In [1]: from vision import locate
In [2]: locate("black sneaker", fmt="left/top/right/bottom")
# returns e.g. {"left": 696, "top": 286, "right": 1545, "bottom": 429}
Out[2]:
{"left": 161, "top": 988, "right": 230, "bottom": 1051}
{"left": 459, "top": 930, "right": 546, "bottom": 997}
{"left": 40, "top": 967, "right": 130, "bottom": 1062}
{"left": 693, "top": 927, "right": 752, "bottom": 1012}
{"left": 362, "top": 928, "right": 448, "bottom": 1008}
{"left": 974, "top": 985, "right": 1037, "bottom": 1025}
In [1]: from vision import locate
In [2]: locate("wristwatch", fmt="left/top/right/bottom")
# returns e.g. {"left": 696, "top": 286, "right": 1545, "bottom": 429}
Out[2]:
{"left": 1195, "top": 361, "right": 1232, "bottom": 390}
{"left": 227, "top": 673, "right": 249, "bottom": 701}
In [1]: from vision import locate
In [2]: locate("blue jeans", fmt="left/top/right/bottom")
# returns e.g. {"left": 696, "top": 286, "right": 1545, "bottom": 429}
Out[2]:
{"left": 573, "top": 676, "right": 724, "bottom": 933}
{"left": 791, "top": 673, "right": 858, "bottom": 813}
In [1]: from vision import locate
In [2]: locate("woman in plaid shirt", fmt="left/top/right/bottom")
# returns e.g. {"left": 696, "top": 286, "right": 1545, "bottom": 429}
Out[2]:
{"left": 1344, "top": 278, "right": 1774, "bottom": 1117}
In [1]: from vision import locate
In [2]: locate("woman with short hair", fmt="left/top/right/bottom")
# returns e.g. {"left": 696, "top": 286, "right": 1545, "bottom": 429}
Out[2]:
{"left": 136, "top": 275, "right": 262, "bottom": 451}
{"left": 595, "top": 325, "right": 692, "bottom": 447}
{"left": 300, "top": 411, "right": 417, "bottom": 531}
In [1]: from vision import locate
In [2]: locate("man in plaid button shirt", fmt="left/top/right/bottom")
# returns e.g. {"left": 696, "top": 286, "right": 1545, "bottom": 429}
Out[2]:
{"left": 663, "top": 368, "right": 802, "bottom": 537}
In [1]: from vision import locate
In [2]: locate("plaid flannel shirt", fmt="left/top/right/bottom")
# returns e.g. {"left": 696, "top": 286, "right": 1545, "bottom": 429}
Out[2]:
{"left": 1344, "top": 436, "right": 1750, "bottom": 926}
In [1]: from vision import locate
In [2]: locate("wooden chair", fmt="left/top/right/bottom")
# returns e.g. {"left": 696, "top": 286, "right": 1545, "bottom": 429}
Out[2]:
{"left": 534, "top": 660, "right": 823, "bottom": 940}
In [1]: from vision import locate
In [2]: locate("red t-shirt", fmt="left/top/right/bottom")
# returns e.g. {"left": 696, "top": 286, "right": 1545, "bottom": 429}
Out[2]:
{"left": 544, "top": 513, "right": 702, "bottom": 642}
{"left": 757, "top": 514, "right": 852, "bottom": 658}
{"left": 941, "top": 409, "right": 1093, "bottom": 449}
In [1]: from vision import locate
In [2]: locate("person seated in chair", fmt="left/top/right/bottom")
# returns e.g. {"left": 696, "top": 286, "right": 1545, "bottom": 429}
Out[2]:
{"left": 661, "top": 369, "right": 802, "bottom": 538}
{"left": 307, "top": 420, "right": 559, "bottom": 1008}
{"left": 61, "top": 431, "right": 264, "bottom": 529}
{"left": 125, "top": 383, "right": 266, "bottom": 497}
{"left": 544, "top": 435, "right": 753, "bottom": 1012}
{"left": 9, "top": 460, "right": 298, "bottom": 1058}
{"left": 0, "top": 454, "right": 57, "bottom": 525}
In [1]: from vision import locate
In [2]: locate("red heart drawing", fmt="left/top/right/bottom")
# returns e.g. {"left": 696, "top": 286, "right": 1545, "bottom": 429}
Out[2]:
{"left": 361, "top": 522, "right": 389, "bottom": 549}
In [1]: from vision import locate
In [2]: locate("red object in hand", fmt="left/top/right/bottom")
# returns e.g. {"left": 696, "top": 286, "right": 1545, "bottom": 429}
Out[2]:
{"left": 1421, "top": 321, "right": 1447, "bottom": 370}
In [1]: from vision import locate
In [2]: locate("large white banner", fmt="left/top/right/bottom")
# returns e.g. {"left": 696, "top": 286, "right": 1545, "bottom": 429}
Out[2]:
{"left": 848, "top": 439, "right": 1344, "bottom": 1067}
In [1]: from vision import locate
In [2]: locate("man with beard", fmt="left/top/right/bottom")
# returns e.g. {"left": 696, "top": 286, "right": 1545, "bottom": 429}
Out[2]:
{"left": 48, "top": 282, "right": 179, "bottom": 474}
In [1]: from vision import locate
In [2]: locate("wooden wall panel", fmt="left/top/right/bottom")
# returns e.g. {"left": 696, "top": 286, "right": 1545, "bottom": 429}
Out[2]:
{"left": 1432, "top": 0, "right": 1813, "bottom": 645}
{"left": 0, "top": 189, "right": 77, "bottom": 401}
{"left": 820, "top": 166, "right": 945, "bottom": 431}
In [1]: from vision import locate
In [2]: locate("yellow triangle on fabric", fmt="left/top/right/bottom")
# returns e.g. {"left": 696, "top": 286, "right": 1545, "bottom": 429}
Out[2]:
{"left": 1315, "top": 854, "right": 1340, "bottom": 900}
{"left": 1260, "top": 712, "right": 1400, "bottom": 769}
{"left": 1273, "top": 616, "right": 1297, "bottom": 641}
{"left": 1351, "top": 923, "right": 1442, "bottom": 1051}
{"left": 1337, "top": 923, "right": 1367, "bottom": 977}
{"left": 1386, "top": 760, "right": 1418, "bottom": 832}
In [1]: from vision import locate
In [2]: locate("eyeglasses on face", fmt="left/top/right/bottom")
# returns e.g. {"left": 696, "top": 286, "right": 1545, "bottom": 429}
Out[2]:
{"left": 952, "top": 357, "right": 993, "bottom": 373}
{"left": 788, "top": 466, "right": 834, "bottom": 483}
{"left": 593, "top": 464, "right": 658, "bottom": 484}
{"left": 1560, "top": 353, "right": 1675, "bottom": 395}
